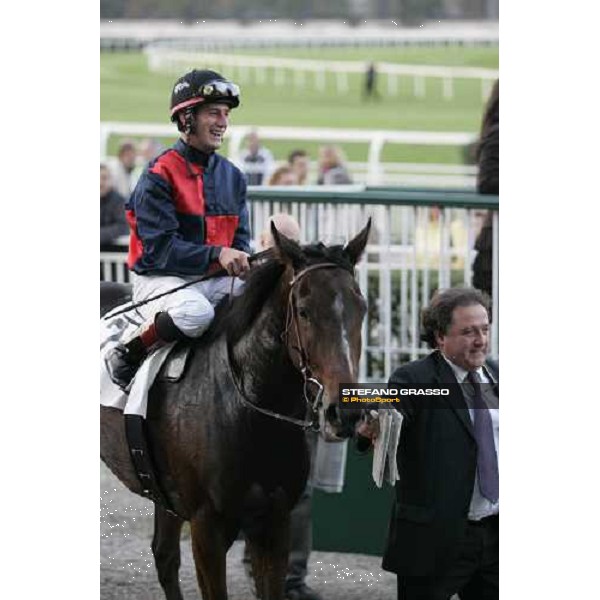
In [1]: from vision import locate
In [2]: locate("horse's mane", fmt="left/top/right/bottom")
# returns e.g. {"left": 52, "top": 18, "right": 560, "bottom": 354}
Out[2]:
{"left": 203, "top": 242, "right": 354, "bottom": 346}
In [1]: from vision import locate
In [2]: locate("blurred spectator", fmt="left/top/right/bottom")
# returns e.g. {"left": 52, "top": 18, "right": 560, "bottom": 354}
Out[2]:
{"left": 138, "top": 138, "right": 164, "bottom": 166}
{"left": 288, "top": 149, "right": 310, "bottom": 185}
{"left": 132, "top": 138, "right": 165, "bottom": 183}
{"left": 100, "top": 164, "right": 128, "bottom": 247}
{"left": 414, "top": 207, "right": 468, "bottom": 270}
{"left": 317, "top": 145, "right": 353, "bottom": 185}
{"left": 363, "top": 62, "right": 380, "bottom": 100}
{"left": 472, "top": 80, "right": 499, "bottom": 297}
{"left": 259, "top": 213, "right": 301, "bottom": 249}
{"left": 239, "top": 130, "right": 274, "bottom": 185}
{"left": 477, "top": 81, "right": 499, "bottom": 195}
{"left": 268, "top": 165, "right": 299, "bottom": 186}
{"left": 110, "top": 139, "right": 138, "bottom": 199}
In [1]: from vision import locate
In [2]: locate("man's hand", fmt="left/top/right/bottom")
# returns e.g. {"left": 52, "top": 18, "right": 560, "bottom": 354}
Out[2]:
{"left": 357, "top": 413, "right": 380, "bottom": 441}
{"left": 219, "top": 247, "right": 250, "bottom": 276}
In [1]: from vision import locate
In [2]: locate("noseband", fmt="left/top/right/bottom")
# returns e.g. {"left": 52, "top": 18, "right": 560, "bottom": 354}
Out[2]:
{"left": 231, "top": 261, "right": 349, "bottom": 430}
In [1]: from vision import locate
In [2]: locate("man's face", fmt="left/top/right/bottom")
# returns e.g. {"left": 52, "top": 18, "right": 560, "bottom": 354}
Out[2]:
{"left": 275, "top": 171, "right": 298, "bottom": 186}
{"left": 292, "top": 156, "right": 309, "bottom": 180}
{"left": 247, "top": 132, "right": 260, "bottom": 154}
{"left": 319, "top": 147, "right": 337, "bottom": 170}
{"left": 119, "top": 148, "right": 136, "bottom": 170}
{"left": 100, "top": 167, "right": 112, "bottom": 197}
{"left": 190, "top": 103, "right": 230, "bottom": 153}
{"left": 436, "top": 303, "right": 489, "bottom": 371}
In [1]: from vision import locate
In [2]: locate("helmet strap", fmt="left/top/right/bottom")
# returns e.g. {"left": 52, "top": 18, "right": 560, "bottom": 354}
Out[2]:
{"left": 181, "top": 107, "right": 201, "bottom": 180}
{"left": 183, "top": 106, "right": 197, "bottom": 136}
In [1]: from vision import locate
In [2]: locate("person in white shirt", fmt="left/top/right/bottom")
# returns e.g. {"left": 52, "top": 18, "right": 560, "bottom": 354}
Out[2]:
{"left": 239, "top": 130, "right": 274, "bottom": 186}
{"left": 109, "top": 139, "right": 139, "bottom": 199}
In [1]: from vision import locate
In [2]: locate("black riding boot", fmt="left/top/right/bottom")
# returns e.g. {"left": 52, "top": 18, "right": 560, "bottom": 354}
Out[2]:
{"left": 105, "top": 311, "right": 184, "bottom": 391}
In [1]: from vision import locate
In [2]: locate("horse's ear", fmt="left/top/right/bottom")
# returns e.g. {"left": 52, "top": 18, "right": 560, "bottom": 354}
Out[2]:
{"left": 271, "top": 221, "right": 305, "bottom": 269}
{"left": 343, "top": 218, "right": 371, "bottom": 265}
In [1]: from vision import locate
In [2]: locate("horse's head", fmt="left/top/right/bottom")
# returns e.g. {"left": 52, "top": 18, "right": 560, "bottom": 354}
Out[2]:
{"left": 272, "top": 219, "right": 371, "bottom": 441}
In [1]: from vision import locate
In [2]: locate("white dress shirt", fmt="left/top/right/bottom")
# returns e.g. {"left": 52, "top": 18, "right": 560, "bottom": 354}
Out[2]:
{"left": 441, "top": 354, "right": 499, "bottom": 521}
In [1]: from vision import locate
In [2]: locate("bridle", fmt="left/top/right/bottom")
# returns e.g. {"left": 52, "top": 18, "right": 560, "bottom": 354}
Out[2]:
{"left": 230, "top": 262, "right": 349, "bottom": 430}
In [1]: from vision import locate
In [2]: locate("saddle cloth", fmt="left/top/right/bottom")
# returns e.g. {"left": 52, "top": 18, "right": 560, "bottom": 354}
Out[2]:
{"left": 100, "top": 303, "right": 186, "bottom": 417}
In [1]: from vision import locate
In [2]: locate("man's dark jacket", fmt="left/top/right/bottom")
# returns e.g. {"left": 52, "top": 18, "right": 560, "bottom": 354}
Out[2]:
{"left": 381, "top": 350, "right": 499, "bottom": 577}
{"left": 100, "top": 189, "right": 128, "bottom": 245}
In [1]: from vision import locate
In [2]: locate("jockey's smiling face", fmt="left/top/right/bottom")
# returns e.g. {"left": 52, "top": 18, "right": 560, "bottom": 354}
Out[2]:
{"left": 189, "top": 103, "right": 230, "bottom": 153}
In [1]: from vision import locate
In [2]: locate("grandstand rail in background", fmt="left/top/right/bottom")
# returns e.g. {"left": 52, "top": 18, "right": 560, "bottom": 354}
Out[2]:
{"left": 100, "top": 187, "right": 498, "bottom": 378}
{"left": 145, "top": 48, "right": 498, "bottom": 101}
{"left": 100, "top": 122, "right": 477, "bottom": 188}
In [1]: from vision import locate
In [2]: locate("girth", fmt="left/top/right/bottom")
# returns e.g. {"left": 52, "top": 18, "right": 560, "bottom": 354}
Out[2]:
{"left": 125, "top": 414, "right": 180, "bottom": 517}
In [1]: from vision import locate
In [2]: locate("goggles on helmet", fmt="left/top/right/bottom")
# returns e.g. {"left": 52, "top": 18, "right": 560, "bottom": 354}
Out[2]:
{"left": 199, "top": 80, "right": 240, "bottom": 99}
{"left": 170, "top": 79, "right": 241, "bottom": 117}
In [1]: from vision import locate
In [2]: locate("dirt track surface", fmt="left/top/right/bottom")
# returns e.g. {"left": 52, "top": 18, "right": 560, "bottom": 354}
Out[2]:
{"left": 101, "top": 463, "right": 397, "bottom": 600}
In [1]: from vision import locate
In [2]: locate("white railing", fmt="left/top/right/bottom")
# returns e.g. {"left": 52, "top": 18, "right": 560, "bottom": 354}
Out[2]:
{"left": 100, "top": 251, "right": 130, "bottom": 284}
{"left": 100, "top": 121, "right": 476, "bottom": 187}
{"left": 331, "top": 162, "right": 476, "bottom": 187}
{"left": 242, "top": 160, "right": 476, "bottom": 188}
{"left": 145, "top": 47, "right": 498, "bottom": 101}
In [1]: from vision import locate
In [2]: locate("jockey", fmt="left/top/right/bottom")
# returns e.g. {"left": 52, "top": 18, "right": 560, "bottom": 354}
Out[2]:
{"left": 106, "top": 69, "right": 251, "bottom": 390}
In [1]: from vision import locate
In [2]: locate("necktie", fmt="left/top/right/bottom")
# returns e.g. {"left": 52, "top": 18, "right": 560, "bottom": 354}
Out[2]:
{"left": 466, "top": 370, "right": 499, "bottom": 503}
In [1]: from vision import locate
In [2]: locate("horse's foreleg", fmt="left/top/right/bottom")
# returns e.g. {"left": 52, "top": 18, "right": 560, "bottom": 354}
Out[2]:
{"left": 189, "top": 504, "right": 232, "bottom": 600}
{"left": 152, "top": 504, "right": 185, "bottom": 600}
{"left": 246, "top": 487, "right": 291, "bottom": 600}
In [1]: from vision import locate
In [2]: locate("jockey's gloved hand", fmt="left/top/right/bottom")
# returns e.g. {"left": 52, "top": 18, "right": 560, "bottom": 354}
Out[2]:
{"left": 219, "top": 247, "right": 250, "bottom": 276}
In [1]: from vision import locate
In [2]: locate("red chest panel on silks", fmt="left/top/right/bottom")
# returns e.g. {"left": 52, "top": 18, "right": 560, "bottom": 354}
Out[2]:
{"left": 148, "top": 150, "right": 239, "bottom": 247}
{"left": 150, "top": 151, "right": 206, "bottom": 216}
{"left": 172, "top": 167, "right": 205, "bottom": 216}
{"left": 205, "top": 215, "right": 240, "bottom": 247}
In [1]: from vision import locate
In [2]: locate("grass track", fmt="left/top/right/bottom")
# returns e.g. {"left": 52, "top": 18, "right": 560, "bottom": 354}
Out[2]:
{"left": 227, "top": 45, "right": 499, "bottom": 68}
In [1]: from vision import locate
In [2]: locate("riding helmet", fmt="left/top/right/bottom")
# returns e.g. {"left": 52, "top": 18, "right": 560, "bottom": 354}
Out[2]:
{"left": 169, "top": 69, "right": 240, "bottom": 123}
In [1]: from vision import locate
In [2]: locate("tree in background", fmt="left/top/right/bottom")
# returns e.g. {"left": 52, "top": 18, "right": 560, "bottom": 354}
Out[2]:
{"left": 401, "top": 0, "right": 443, "bottom": 25}
{"left": 100, "top": 0, "right": 496, "bottom": 20}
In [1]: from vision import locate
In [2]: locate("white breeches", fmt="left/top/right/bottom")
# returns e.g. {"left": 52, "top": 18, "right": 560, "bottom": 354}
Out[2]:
{"left": 131, "top": 273, "right": 244, "bottom": 338}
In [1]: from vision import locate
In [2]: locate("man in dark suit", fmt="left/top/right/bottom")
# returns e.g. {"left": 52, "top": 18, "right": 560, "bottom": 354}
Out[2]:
{"left": 361, "top": 287, "right": 498, "bottom": 599}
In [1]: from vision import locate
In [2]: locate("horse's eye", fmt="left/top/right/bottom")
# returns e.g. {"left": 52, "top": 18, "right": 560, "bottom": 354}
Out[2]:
{"left": 297, "top": 307, "right": 309, "bottom": 320}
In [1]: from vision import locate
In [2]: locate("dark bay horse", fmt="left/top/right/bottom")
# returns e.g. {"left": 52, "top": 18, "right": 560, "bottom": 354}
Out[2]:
{"left": 100, "top": 221, "right": 370, "bottom": 600}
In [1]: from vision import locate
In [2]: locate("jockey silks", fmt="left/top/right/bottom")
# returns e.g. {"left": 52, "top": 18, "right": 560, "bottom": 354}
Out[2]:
{"left": 126, "top": 139, "right": 251, "bottom": 276}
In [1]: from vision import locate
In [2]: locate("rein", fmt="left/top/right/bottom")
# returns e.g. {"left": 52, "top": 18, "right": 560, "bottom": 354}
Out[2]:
{"left": 230, "top": 262, "right": 346, "bottom": 430}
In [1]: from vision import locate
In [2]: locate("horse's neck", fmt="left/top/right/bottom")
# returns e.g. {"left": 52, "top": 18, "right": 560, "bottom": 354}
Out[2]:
{"left": 230, "top": 287, "right": 301, "bottom": 407}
